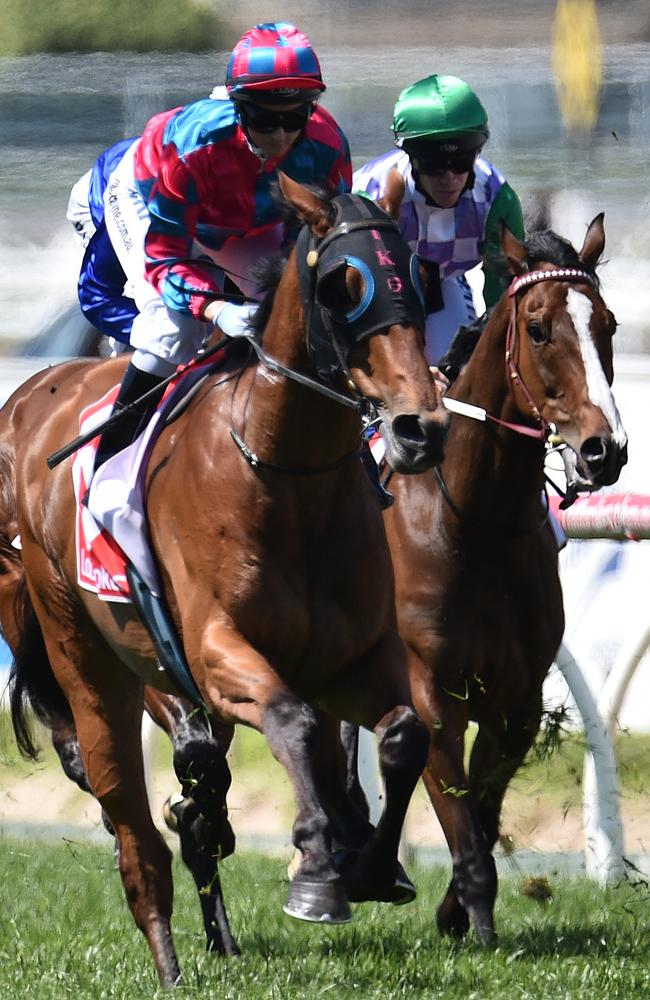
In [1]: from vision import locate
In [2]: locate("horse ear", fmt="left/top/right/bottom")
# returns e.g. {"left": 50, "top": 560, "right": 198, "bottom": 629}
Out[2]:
{"left": 277, "top": 171, "right": 331, "bottom": 238}
{"left": 500, "top": 221, "right": 528, "bottom": 275}
{"left": 377, "top": 169, "right": 405, "bottom": 221}
{"left": 578, "top": 212, "right": 605, "bottom": 270}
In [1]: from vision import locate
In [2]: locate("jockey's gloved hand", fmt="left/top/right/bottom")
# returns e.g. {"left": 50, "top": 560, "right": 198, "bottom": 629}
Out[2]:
{"left": 213, "top": 302, "right": 258, "bottom": 338}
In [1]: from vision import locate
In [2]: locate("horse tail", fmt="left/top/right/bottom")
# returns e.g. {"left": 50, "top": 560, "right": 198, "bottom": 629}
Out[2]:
{"left": 8, "top": 577, "right": 74, "bottom": 760}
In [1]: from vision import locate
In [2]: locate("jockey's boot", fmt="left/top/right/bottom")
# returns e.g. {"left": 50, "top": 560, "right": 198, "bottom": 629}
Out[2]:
{"left": 360, "top": 440, "right": 394, "bottom": 511}
{"left": 93, "top": 362, "right": 167, "bottom": 471}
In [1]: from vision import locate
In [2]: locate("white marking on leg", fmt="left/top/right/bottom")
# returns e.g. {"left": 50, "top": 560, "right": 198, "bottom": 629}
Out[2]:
{"left": 566, "top": 287, "right": 627, "bottom": 447}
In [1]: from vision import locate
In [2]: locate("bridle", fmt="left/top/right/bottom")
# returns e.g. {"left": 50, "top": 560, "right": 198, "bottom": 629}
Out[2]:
{"left": 433, "top": 265, "right": 597, "bottom": 533}
{"left": 502, "top": 266, "right": 596, "bottom": 439}
{"left": 231, "top": 192, "right": 426, "bottom": 474}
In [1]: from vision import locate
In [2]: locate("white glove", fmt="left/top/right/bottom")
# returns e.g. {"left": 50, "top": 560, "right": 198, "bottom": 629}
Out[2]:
{"left": 214, "top": 302, "right": 258, "bottom": 338}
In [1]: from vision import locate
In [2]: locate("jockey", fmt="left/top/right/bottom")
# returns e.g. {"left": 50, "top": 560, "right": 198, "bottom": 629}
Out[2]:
{"left": 91, "top": 22, "right": 352, "bottom": 470}
{"left": 66, "top": 137, "right": 138, "bottom": 350}
{"left": 353, "top": 74, "right": 524, "bottom": 364}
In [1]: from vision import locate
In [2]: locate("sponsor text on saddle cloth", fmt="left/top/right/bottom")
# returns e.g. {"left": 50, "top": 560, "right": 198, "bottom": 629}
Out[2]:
{"left": 75, "top": 354, "right": 225, "bottom": 602}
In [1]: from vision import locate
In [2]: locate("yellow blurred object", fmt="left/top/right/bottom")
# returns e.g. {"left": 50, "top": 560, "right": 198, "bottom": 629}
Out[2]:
{"left": 552, "top": 0, "right": 603, "bottom": 132}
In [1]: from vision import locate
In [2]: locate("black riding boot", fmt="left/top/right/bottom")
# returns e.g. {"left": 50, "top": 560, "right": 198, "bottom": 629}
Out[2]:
{"left": 360, "top": 439, "right": 394, "bottom": 510}
{"left": 93, "top": 363, "right": 167, "bottom": 471}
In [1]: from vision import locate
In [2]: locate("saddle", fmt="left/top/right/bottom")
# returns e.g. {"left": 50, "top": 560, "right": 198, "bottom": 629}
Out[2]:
{"left": 74, "top": 349, "right": 230, "bottom": 703}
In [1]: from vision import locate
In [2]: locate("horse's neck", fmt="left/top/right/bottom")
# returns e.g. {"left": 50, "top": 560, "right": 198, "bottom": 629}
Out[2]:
{"left": 443, "top": 301, "right": 546, "bottom": 520}
{"left": 238, "top": 258, "right": 361, "bottom": 468}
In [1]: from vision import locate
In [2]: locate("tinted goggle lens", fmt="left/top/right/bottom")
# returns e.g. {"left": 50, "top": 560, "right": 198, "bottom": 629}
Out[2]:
{"left": 239, "top": 103, "right": 313, "bottom": 134}
{"left": 412, "top": 153, "right": 476, "bottom": 176}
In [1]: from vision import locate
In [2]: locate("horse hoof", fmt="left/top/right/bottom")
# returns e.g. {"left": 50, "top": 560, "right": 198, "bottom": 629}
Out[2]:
{"left": 287, "top": 848, "right": 302, "bottom": 882}
{"left": 332, "top": 849, "right": 416, "bottom": 906}
{"left": 283, "top": 877, "right": 351, "bottom": 924}
{"left": 162, "top": 793, "right": 186, "bottom": 833}
{"left": 436, "top": 900, "right": 470, "bottom": 938}
{"left": 390, "top": 862, "right": 417, "bottom": 905}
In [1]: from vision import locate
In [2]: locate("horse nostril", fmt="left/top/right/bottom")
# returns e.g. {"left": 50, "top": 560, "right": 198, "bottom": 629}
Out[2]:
{"left": 580, "top": 436, "right": 607, "bottom": 469}
{"left": 392, "top": 413, "right": 426, "bottom": 447}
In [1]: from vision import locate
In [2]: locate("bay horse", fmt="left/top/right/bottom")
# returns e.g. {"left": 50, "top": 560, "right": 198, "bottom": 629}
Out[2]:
{"left": 2, "top": 173, "right": 448, "bottom": 986}
{"left": 373, "top": 215, "right": 628, "bottom": 944}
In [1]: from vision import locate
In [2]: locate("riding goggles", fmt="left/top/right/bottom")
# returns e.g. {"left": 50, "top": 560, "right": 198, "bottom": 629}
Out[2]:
{"left": 410, "top": 152, "right": 477, "bottom": 176}
{"left": 238, "top": 102, "right": 314, "bottom": 134}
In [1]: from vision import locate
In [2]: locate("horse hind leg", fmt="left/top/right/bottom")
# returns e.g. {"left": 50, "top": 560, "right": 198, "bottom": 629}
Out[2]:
{"left": 19, "top": 577, "right": 181, "bottom": 987}
{"left": 50, "top": 720, "right": 116, "bottom": 838}
{"left": 146, "top": 690, "right": 239, "bottom": 956}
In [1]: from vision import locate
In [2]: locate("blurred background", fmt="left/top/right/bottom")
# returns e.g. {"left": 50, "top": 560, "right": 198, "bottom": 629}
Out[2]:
{"left": 0, "top": 1, "right": 648, "bottom": 857}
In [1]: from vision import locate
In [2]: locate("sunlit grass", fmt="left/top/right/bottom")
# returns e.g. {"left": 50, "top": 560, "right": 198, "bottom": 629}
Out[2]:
{"left": 0, "top": 839, "right": 648, "bottom": 999}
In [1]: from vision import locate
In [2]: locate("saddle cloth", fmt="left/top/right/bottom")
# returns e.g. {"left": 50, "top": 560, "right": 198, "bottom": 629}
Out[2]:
{"left": 75, "top": 350, "right": 226, "bottom": 603}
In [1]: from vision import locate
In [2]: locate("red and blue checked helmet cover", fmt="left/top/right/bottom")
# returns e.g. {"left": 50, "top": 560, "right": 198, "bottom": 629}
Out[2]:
{"left": 225, "top": 22, "right": 325, "bottom": 96}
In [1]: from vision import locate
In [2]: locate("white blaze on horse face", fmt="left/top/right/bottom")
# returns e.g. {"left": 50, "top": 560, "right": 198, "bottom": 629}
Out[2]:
{"left": 566, "top": 287, "right": 628, "bottom": 447}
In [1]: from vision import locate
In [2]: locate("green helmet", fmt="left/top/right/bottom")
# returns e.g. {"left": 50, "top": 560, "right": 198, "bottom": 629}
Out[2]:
{"left": 392, "top": 74, "right": 489, "bottom": 154}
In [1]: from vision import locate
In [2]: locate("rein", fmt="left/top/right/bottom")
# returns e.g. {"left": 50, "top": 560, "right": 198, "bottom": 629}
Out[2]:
{"left": 433, "top": 465, "right": 551, "bottom": 538}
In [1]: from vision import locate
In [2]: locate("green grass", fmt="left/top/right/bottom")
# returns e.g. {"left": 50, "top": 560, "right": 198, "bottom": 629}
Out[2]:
{"left": 0, "top": 0, "right": 226, "bottom": 56}
{"left": 0, "top": 839, "right": 648, "bottom": 999}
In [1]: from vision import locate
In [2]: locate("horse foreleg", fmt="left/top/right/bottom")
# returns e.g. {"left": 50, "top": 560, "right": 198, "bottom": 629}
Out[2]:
{"left": 195, "top": 623, "right": 350, "bottom": 925}
{"left": 144, "top": 689, "right": 239, "bottom": 956}
{"left": 414, "top": 664, "right": 497, "bottom": 945}
{"left": 339, "top": 721, "right": 371, "bottom": 821}
{"left": 323, "top": 633, "right": 429, "bottom": 906}
{"left": 468, "top": 699, "right": 544, "bottom": 852}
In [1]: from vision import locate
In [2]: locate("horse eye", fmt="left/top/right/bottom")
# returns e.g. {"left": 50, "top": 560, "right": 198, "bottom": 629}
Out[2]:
{"left": 606, "top": 309, "right": 618, "bottom": 336}
{"left": 527, "top": 322, "right": 548, "bottom": 344}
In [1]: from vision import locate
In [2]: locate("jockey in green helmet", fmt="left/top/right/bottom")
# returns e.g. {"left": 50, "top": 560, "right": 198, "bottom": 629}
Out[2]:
{"left": 354, "top": 74, "right": 524, "bottom": 364}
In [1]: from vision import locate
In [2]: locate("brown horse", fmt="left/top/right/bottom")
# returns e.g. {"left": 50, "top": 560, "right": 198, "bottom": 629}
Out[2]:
{"left": 375, "top": 215, "right": 627, "bottom": 944}
{"left": 2, "top": 173, "right": 448, "bottom": 985}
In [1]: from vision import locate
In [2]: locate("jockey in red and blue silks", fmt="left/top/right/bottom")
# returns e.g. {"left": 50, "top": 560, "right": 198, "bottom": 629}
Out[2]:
{"left": 89, "top": 22, "right": 351, "bottom": 473}
{"left": 67, "top": 137, "right": 138, "bottom": 346}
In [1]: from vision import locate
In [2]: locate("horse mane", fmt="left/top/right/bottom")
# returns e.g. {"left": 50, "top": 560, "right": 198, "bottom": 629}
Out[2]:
{"left": 248, "top": 183, "right": 339, "bottom": 340}
{"left": 439, "top": 226, "right": 602, "bottom": 383}
{"left": 248, "top": 252, "right": 289, "bottom": 338}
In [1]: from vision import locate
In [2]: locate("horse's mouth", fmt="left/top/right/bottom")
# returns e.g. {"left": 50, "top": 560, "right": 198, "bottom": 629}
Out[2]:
{"left": 562, "top": 437, "right": 628, "bottom": 498}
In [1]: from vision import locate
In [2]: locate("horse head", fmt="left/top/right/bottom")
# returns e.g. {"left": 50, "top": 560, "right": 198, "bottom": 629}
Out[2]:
{"left": 278, "top": 171, "right": 448, "bottom": 472}
{"left": 500, "top": 215, "right": 628, "bottom": 492}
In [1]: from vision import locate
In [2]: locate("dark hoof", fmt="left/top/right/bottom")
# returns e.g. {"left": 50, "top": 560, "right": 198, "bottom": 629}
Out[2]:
{"left": 283, "top": 877, "right": 351, "bottom": 924}
{"left": 471, "top": 912, "right": 497, "bottom": 948}
{"left": 390, "top": 862, "right": 417, "bottom": 905}
{"left": 437, "top": 898, "right": 470, "bottom": 938}
{"left": 332, "top": 849, "right": 416, "bottom": 906}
